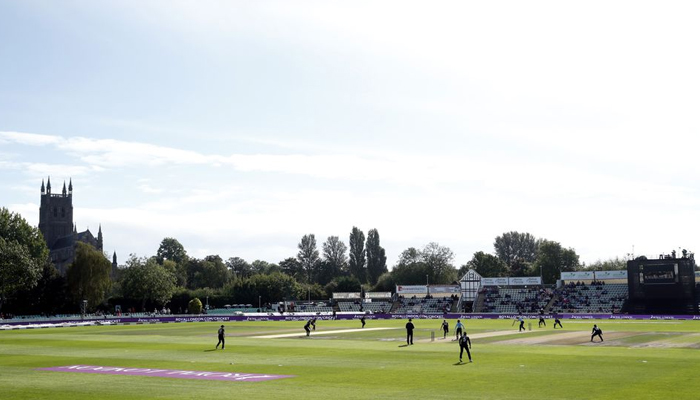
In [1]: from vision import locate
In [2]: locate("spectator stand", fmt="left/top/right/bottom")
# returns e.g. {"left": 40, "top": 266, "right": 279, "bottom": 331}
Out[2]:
{"left": 334, "top": 292, "right": 392, "bottom": 315}
{"left": 551, "top": 281, "right": 628, "bottom": 314}
{"left": 475, "top": 286, "right": 555, "bottom": 314}
{"left": 392, "top": 293, "right": 458, "bottom": 314}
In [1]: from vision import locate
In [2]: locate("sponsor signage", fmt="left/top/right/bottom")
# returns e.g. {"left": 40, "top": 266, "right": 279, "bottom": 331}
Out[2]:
{"left": 561, "top": 271, "right": 594, "bottom": 280}
{"left": 594, "top": 270, "right": 627, "bottom": 280}
{"left": 332, "top": 292, "right": 361, "bottom": 299}
{"left": 364, "top": 292, "right": 392, "bottom": 299}
{"left": 481, "top": 278, "right": 508, "bottom": 286}
{"left": 5, "top": 312, "right": 700, "bottom": 328}
{"left": 428, "top": 285, "right": 460, "bottom": 294}
{"left": 396, "top": 285, "right": 427, "bottom": 295}
{"left": 481, "top": 277, "right": 540, "bottom": 286}
{"left": 561, "top": 271, "right": 627, "bottom": 281}
{"left": 509, "top": 277, "right": 541, "bottom": 285}
{"left": 38, "top": 365, "right": 294, "bottom": 382}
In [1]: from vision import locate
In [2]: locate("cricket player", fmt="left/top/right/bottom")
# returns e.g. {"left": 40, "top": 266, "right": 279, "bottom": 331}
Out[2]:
{"left": 591, "top": 324, "right": 603, "bottom": 342}
{"left": 441, "top": 319, "right": 449, "bottom": 339}
{"left": 454, "top": 320, "right": 465, "bottom": 341}
{"left": 458, "top": 332, "right": 472, "bottom": 363}
{"left": 215, "top": 325, "right": 225, "bottom": 350}
{"left": 304, "top": 319, "right": 312, "bottom": 336}
{"left": 553, "top": 317, "right": 563, "bottom": 329}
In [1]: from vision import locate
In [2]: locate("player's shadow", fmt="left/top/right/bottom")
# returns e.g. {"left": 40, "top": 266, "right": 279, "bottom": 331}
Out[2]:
{"left": 204, "top": 349, "right": 217, "bottom": 352}
{"left": 398, "top": 344, "right": 409, "bottom": 348}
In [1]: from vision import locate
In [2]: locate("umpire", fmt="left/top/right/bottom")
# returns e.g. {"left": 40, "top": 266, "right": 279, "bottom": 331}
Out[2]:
{"left": 406, "top": 318, "right": 415, "bottom": 345}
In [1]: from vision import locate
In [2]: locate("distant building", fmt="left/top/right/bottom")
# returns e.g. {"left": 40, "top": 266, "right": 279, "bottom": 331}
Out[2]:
{"left": 38, "top": 177, "right": 117, "bottom": 275}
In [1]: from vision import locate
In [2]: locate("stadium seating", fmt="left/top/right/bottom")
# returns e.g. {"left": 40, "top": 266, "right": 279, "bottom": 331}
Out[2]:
{"left": 392, "top": 296, "right": 455, "bottom": 314}
{"left": 337, "top": 301, "right": 390, "bottom": 313}
{"left": 550, "top": 282, "right": 628, "bottom": 314}
{"left": 476, "top": 286, "right": 555, "bottom": 314}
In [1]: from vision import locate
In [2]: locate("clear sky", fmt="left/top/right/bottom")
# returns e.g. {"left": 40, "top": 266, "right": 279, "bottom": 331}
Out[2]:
{"left": 1, "top": 1, "right": 699, "bottom": 268}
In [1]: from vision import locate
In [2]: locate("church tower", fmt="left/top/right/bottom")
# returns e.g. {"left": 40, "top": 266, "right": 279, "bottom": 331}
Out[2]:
{"left": 112, "top": 251, "right": 118, "bottom": 278}
{"left": 97, "top": 224, "right": 104, "bottom": 251}
{"left": 39, "top": 177, "right": 74, "bottom": 249}
{"left": 39, "top": 178, "right": 115, "bottom": 275}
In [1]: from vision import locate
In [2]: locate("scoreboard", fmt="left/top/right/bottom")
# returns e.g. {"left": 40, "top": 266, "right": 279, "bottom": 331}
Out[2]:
{"left": 627, "top": 258, "right": 696, "bottom": 300}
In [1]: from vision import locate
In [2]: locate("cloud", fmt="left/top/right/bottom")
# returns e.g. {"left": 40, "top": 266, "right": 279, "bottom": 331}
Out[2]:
{"left": 0, "top": 130, "right": 476, "bottom": 184}
{"left": 0, "top": 160, "right": 96, "bottom": 178}
{"left": 0, "top": 131, "right": 62, "bottom": 146}
{"left": 3, "top": 130, "right": 698, "bottom": 206}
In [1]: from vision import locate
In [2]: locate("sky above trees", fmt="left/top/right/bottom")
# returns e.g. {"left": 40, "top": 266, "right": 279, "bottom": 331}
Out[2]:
{"left": 1, "top": 1, "right": 699, "bottom": 267}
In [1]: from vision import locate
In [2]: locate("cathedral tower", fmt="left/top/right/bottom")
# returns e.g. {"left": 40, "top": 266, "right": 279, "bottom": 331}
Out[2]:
{"left": 39, "top": 177, "right": 73, "bottom": 248}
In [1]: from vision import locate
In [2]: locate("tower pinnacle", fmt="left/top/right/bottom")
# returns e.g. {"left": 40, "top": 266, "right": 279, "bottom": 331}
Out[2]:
{"left": 97, "top": 224, "right": 103, "bottom": 251}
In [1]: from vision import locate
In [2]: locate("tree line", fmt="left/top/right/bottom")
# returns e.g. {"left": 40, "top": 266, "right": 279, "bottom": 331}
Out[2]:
{"left": 2, "top": 207, "right": 633, "bottom": 315}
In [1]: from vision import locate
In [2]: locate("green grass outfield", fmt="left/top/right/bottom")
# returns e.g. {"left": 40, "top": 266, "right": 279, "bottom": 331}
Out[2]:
{"left": 2, "top": 318, "right": 700, "bottom": 399}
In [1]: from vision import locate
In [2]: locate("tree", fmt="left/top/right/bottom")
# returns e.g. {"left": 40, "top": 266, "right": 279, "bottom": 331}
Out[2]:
{"left": 297, "top": 234, "right": 320, "bottom": 283}
{"left": 156, "top": 237, "right": 188, "bottom": 265}
{"left": 279, "top": 257, "right": 304, "bottom": 281}
{"left": 582, "top": 257, "right": 627, "bottom": 271}
{"left": 304, "top": 283, "right": 326, "bottom": 301}
{"left": 323, "top": 236, "right": 347, "bottom": 274}
{"left": 397, "top": 247, "right": 421, "bottom": 266}
{"left": 560, "top": 248, "right": 580, "bottom": 273}
{"left": 251, "top": 260, "right": 281, "bottom": 275}
{"left": 226, "top": 257, "right": 252, "bottom": 279}
{"left": 421, "top": 242, "right": 457, "bottom": 284}
{"left": 373, "top": 272, "right": 395, "bottom": 292}
{"left": 188, "top": 297, "right": 202, "bottom": 314}
{"left": 324, "top": 275, "right": 362, "bottom": 298}
{"left": 11, "top": 262, "right": 68, "bottom": 316}
{"left": 315, "top": 261, "right": 338, "bottom": 286}
{"left": 0, "top": 239, "right": 42, "bottom": 312}
{"left": 532, "top": 240, "right": 580, "bottom": 284}
{"left": 391, "top": 243, "right": 457, "bottom": 285}
{"left": 317, "top": 236, "right": 348, "bottom": 285}
{"left": 494, "top": 231, "right": 540, "bottom": 266}
{"left": 156, "top": 238, "right": 188, "bottom": 287}
{"left": 348, "top": 227, "right": 366, "bottom": 283}
{"left": 391, "top": 259, "right": 431, "bottom": 285}
{"left": 66, "top": 242, "right": 112, "bottom": 311}
{"left": 120, "top": 255, "right": 176, "bottom": 311}
{"left": 161, "top": 259, "right": 178, "bottom": 280}
{"left": 464, "top": 251, "right": 508, "bottom": 278}
{"left": 230, "top": 272, "right": 304, "bottom": 305}
{"left": 509, "top": 258, "right": 530, "bottom": 277}
{"left": 186, "top": 255, "right": 230, "bottom": 289}
{"left": 0, "top": 208, "right": 48, "bottom": 312}
{"left": 365, "top": 229, "right": 387, "bottom": 285}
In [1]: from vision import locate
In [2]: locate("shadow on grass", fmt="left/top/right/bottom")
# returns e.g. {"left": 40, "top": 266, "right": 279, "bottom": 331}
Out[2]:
{"left": 204, "top": 349, "right": 217, "bottom": 352}
{"left": 398, "top": 344, "right": 410, "bottom": 348}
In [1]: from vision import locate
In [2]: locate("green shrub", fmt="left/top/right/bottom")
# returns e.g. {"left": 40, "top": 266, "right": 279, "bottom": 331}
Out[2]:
{"left": 187, "top": 297, "right": 202, "bottom": 314}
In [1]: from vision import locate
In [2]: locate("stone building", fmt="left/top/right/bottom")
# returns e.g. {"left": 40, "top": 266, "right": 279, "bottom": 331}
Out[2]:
{"left": 38, "top": 177, "right": 117, "bottom": 275}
